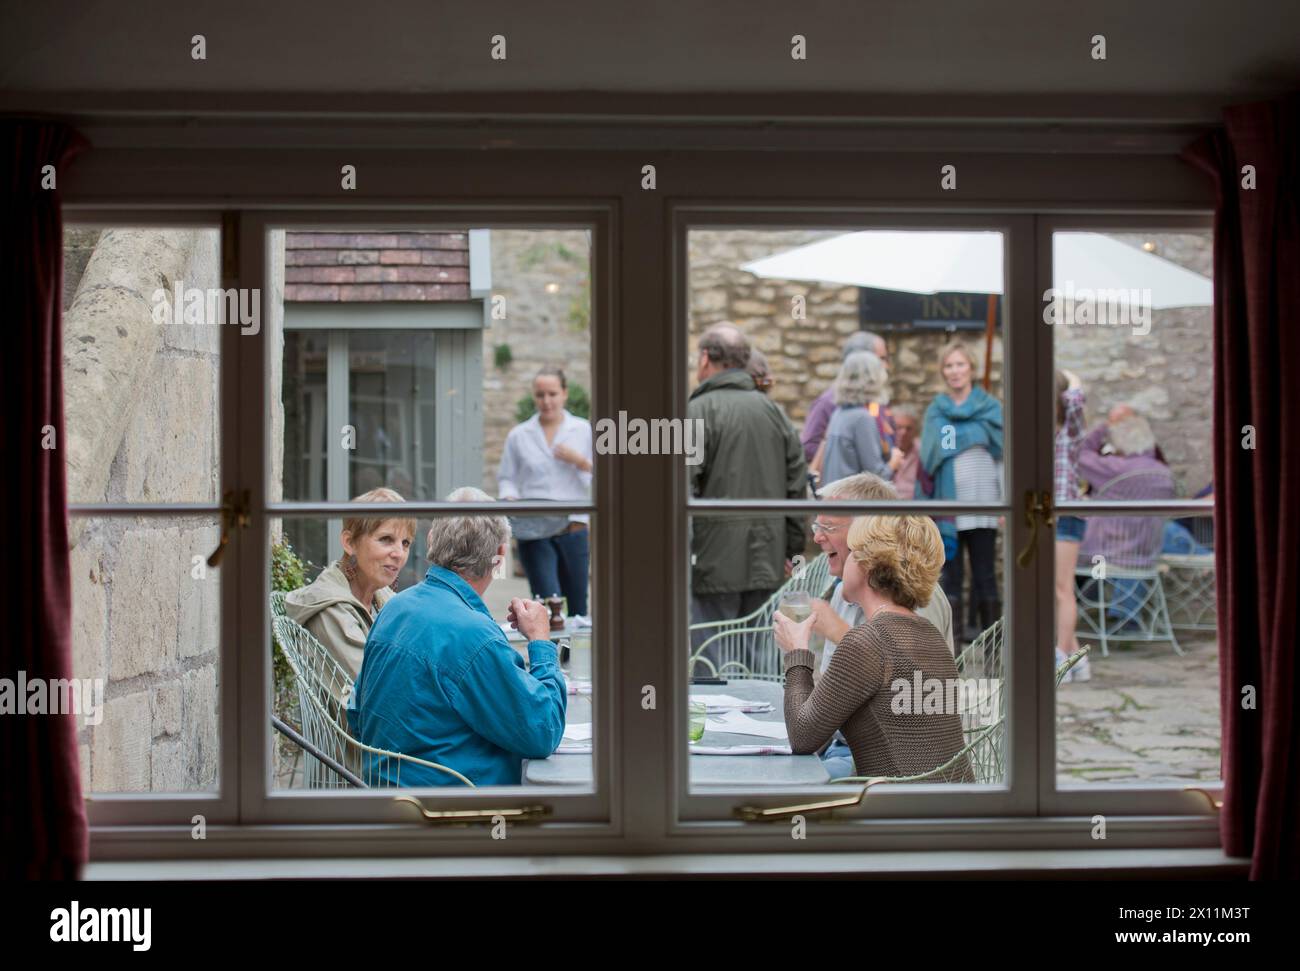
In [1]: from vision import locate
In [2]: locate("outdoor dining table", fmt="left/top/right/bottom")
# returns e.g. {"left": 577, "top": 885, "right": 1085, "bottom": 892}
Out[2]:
{"left": 523, "top": 677, "right": 830, "bottom": 786}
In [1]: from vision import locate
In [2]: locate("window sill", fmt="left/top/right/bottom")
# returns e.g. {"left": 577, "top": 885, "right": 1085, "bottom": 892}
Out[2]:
{"left": 85, "top": 847, "right": 1246, "bottom": 880}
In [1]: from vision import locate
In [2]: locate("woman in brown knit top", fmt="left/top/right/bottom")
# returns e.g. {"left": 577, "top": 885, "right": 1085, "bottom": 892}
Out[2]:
{"left": 773, "top": 514, "right": 974, "bottom": 782}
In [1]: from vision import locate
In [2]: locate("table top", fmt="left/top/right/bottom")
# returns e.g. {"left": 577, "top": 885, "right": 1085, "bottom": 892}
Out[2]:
{"left": 523, "top": 678, "right": 829, "bottom": 787}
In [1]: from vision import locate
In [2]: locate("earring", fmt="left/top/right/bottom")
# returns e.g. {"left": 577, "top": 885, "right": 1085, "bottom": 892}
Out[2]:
{"left": 341, "top": 554, "right": 359, "bottom": 581}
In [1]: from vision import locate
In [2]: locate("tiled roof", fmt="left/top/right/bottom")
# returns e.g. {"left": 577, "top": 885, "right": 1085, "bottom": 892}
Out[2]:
{"left": 284, "top": 231, "right": 470, "bottom": 301}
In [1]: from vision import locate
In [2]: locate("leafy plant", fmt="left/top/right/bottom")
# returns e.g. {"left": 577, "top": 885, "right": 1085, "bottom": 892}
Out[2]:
{"left": 494, "top": 342, "right": 513, "bottom": 370}
{"left": 515, "top": 381, "right": 591, "bottom": 423}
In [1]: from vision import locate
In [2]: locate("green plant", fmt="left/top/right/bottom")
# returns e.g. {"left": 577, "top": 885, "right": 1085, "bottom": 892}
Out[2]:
{"left": 270, "top": 539, "right": 308, "bottom": 713}
{"left": 494, "top": 342, "right": 513, "bottom": 370}
{"left": 515, "top": 380, "right": 591, "bottom": 423}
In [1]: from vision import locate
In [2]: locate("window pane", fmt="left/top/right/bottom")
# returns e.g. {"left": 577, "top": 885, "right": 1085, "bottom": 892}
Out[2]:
{"left": 70, "top": 515, "right": 221, "bottom": 793}
{"left": 1049, "top": 229, "right": 1220, "bottom": 785}
{"left": 687, "top": 513, "right": 1007, "bottom": 790}
{"left": 272, "top": 227, "right": 595, "bottom": 589}
{"left": 687, "top": 228, "right": 1006, "bottom": 502}
{"left": 270, "top": 514, "right": 595, "bottom": 791}
{"left": 63, "top": 226, "right": 223, "bottom": 504}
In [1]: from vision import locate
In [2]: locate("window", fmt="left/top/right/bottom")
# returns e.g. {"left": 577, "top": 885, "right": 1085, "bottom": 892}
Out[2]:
{"left": 66, "top": 138, "right": 1224, "bottom": 861}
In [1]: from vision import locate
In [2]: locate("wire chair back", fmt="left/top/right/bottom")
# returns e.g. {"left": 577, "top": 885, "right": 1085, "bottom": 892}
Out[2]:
{"left": 272, "top": 616, "right": 473, "bottom": 788}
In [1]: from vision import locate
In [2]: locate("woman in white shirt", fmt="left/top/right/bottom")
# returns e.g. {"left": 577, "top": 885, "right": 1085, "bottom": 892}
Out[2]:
{"left": 497, "top": 368, "right": 594, "bottom": 618}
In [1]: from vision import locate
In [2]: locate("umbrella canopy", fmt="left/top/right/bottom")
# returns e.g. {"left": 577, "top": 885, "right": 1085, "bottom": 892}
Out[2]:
{"left": 740, "top": 231, "right": 1212, "bottom": 309}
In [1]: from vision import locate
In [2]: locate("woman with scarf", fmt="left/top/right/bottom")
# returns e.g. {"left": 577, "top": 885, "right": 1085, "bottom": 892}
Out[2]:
{"left": 920, "top": 341, "right": 1004, "bottom": 644}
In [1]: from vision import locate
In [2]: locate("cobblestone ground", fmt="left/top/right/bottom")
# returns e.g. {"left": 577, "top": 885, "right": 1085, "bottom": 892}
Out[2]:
{"left": 1057, "top": 633, "right": 1221, "bottom": 785}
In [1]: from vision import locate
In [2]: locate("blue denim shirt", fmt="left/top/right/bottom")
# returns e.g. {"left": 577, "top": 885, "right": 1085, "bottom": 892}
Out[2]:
{"left": 352, "top": 564, "right": 567, "bottom": 786}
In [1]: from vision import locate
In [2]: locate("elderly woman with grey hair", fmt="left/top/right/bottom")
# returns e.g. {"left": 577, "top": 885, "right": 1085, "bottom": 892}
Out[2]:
{"left": 351, "top": 487, "right": 568, "bottom": 787}
{"left": 813, "top": 351, "right": 899, "bottom": 486}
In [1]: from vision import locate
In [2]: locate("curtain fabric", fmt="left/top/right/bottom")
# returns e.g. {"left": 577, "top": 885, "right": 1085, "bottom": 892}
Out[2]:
{"left": 1183, "top": 96, "right": 1300, "bottom": 880}
{"left": 1, "top": 120, "right": 88, "bottom": 879}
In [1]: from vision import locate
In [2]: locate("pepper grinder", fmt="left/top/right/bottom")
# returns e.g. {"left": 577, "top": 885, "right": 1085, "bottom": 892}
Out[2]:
{"left": 546, "top": 596, "right": 565, "bottom": 632}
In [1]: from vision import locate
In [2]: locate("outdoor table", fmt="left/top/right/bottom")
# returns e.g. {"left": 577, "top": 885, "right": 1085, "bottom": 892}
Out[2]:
{"left": 524, "top": 678, "right": 829, "bottom": 786}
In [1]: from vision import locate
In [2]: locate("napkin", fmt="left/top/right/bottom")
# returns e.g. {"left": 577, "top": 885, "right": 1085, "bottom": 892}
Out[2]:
{"left": 555, "top": 742, "right": 592, "bottom": 754}
{"left": 705, "top": 710, "right": 790, "bottom": 740}
{"left": 562, "top": 722, "right": 592, "bottom": 742}
{"left": 689, "top": 744, "right": 793, "bottom": 756}
{"left": 692, "top": 693, "right": 774, "bottom": 714}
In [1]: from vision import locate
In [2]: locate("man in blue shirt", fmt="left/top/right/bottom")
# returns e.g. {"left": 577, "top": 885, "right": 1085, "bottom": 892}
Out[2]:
{"left": 353, "top": 487, "right": 567, "bottom": 786}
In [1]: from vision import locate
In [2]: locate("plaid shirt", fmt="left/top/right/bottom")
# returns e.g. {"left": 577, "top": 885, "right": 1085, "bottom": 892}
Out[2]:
{"left": 1054, "top": 388, "right": 1086, "bottom": 501}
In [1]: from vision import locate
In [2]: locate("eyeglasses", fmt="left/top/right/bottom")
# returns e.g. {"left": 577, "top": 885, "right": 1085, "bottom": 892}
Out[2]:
{"left": 810, "top": 520, "right": 846, "bottom": 536}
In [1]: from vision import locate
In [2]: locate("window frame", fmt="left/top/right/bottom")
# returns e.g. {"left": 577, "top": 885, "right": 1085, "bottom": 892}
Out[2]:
{"left": 1034, "top": 212, "right": 1219, "bottom": 819}
{"left": 62, "top": 139, "right": 1227, "bottom": 862}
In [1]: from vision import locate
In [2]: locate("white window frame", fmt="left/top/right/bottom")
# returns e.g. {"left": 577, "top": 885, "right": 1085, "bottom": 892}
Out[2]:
{"left": 63, "top": 135, "right": 1227, "bottom": 864}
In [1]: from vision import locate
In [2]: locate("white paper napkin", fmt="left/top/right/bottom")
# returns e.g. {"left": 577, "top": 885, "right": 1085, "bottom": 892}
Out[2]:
{"left": 705, "top": 710, "right": 790, "bottom": 740}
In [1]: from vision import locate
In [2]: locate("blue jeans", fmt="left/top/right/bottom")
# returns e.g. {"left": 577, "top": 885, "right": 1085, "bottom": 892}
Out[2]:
{"left": 821, "top": 738, "right": 856, "bottom": 780}
{"left": 516, "top": 526, "right": 589, "bottom": 616}
{"left": 1162, "top": 520, "right": 1210, "bottom": 555}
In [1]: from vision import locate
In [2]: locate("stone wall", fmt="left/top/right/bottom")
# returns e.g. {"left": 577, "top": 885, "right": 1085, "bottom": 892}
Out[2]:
{"left": 64, "top": 228, "right": 222, "bottom": 792}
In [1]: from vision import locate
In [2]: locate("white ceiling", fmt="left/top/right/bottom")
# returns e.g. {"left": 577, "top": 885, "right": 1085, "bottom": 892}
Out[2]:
{"left": 3, "top": 0, "right": 1297, "bottom": 110}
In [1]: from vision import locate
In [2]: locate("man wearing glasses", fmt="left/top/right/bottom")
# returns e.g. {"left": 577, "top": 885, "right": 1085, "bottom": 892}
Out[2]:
{"left": 809, "top": 473, "right": 955, "bottom": 779}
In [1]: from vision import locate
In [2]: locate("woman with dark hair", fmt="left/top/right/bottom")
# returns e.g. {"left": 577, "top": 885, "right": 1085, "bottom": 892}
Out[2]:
{"left": 498, "top": 368, "right": 594, "bottom": 619}
{"left": 920, "top": 340, "right": 1004, "bottom": 643}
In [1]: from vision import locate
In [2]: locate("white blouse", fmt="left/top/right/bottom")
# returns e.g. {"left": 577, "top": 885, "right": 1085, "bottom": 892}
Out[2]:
{"left": 497, "top": 409, "right": 593, "bottom": 525}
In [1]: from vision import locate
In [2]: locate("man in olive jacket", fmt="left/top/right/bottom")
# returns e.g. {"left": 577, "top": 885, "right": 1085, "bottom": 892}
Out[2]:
{"left": 688, "top": 323, "right": 808, "bottom": 665}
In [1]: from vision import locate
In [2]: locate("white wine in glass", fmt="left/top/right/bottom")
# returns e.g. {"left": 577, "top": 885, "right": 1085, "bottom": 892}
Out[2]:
{"left": 778, "top": 590, "right": 812, "bottom": 623}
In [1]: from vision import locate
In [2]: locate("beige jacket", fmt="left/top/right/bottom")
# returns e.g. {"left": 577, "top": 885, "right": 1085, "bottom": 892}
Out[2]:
{"left": 284, "top": 562, "right": 395, "bottom": 683}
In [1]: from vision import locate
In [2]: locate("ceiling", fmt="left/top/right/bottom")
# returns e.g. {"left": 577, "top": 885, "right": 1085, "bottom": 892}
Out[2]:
{"left": 3, "top": 0, "right": 1297, "bottom": 122}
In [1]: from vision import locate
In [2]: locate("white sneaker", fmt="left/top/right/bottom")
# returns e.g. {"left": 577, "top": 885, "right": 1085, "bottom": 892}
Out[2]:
{"left": 1070, "top": 653, "right": 1092, "bottom": 682}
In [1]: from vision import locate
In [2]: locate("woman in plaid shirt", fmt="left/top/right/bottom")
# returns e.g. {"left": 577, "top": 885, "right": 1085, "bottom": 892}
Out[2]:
{"left": 1054, "top": 369, "right": 1091, "bottom": 682}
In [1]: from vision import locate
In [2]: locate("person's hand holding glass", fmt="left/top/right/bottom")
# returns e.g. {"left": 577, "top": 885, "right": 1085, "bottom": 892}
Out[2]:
{"left": 772, "top": 607, "right": 816, "bottom": 655}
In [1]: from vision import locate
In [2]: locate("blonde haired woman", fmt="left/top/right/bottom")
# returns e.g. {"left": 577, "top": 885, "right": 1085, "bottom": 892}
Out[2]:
{"left": 919, "top": 339, "right": 1004, "bottom": 643}
{"left": 773, "top": 514, "right": 973, "bottom": 782}
{"left": 285, "top": 487, "right": 416, "bottom": 682}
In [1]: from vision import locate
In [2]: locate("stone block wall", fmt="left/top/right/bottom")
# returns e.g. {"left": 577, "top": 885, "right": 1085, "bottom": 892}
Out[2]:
{"left": 64, "top": 228, "right": 222, "bottom": 792}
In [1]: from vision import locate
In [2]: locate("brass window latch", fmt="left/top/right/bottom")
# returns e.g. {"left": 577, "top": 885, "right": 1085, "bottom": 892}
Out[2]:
{"left": 207, "top": 488, "right": 251, "bottom": 568}
{"left": 1016, "top": 489, "right": 1054, "bottom": 568}
{"left": 393, "top": 797, "right": 552, "bottom": 825}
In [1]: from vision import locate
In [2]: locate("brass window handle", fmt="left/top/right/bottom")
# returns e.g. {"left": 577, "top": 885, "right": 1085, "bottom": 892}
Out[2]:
{"left": 206, "top": 488, "right": 250, "bottom": 568}
{"left": 394, "top": 797, "right": 551, "bottom": 824}
{"left": 1015, "top": 489, "right": 1054, "bottom": 568}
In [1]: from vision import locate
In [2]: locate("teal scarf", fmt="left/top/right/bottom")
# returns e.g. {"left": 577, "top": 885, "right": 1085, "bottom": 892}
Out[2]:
{"left": 920, "top": 387, "right": 1004, "bottom": 559}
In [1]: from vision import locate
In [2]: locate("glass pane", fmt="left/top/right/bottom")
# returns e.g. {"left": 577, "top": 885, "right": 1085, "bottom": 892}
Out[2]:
{"left": 270, "top": 514, "right": 595, "bottom": 791}
{"left": 687, "top": 228, "right": 1006, "bottom": 502}
{"left": 272, "top": 227, "right": 595, "bottom": 590}
{"left": 687, "top": 512, "right": 1006, "bottom": 790}
{"left": 1049, "top": 228, "right": 1220, "bottom": 785}
{"left": 63, "top": 226, "right": 223, "bottom": 504}
{"left": 70, "top": 515, "right": 221, "bottom": 793}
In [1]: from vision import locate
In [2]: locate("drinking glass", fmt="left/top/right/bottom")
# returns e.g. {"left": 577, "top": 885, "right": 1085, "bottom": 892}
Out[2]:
{"left": 778, "top": 589, "right": 812, "bottom": 623}
{"left": 568, "top": 631, "right": 592, "bottom": 681}
{"left": 689, "top": 701, "right": 707, "bottom": 743}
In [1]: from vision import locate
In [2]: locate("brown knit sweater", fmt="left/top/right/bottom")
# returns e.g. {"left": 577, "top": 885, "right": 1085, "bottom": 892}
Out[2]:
{"left": 783, "top": 611, "right": 975, "bottom": 782}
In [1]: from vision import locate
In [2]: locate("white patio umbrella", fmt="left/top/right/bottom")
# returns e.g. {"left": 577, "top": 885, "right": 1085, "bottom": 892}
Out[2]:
{"left": 740, "top": 230, "right": 1213, "bottom": 309}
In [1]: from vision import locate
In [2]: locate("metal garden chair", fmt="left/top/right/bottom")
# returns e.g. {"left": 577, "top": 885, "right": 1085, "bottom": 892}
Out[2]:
{"left": 270, "top": 590, "right": 287, "bottom": 618}
{"left": 688, "top": 552, "right": 830, "bottom": 682}
{"left": 272, "top": 615, "right": 473, "bottom": 788}
{"left": 830, "top": 630, "right": 1090, "bottom": 788}
{"left": 1073, "top": 468, "right": 1181, "bottom": 657}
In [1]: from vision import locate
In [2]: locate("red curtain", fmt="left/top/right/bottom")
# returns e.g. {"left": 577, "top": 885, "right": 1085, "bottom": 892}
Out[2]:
{"left": 1, "top": 120, "right": 89, "bottom": 879}
{"left": 1183, "top": 96, "right": 1300, "bottom": 880}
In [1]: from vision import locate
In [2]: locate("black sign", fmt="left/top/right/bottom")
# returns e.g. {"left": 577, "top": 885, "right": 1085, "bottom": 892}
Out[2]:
{"left": 858, "top": 286, "right": 1001, "bottom": 333}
